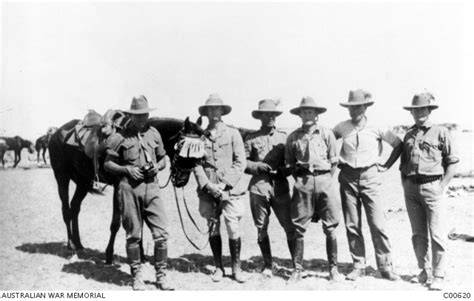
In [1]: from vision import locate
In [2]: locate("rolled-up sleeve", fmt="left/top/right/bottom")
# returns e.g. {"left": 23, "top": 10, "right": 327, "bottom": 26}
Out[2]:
{"left": 153, "top": 131, "right": 166, "bottom": 160}
{"left": 379, "top": 125, "right": 402, "bottom": 147}
{"left": 105, "top": 133, "right": 123, "bottom": 158}
{"left": 441, "top": 129, "right": 460, "bottom": 166}
{"left": 325, "top": 129, "right": 338, "bottom": 164}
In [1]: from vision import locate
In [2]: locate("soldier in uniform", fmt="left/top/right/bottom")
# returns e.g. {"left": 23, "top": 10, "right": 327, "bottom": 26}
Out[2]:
{"left": 400, "top": 92, "right": 459, "bottom": 290}
{"left": 104, "top": 95, "right": 174, "bottom": 291}
{"left": 333, "top": 90, "right": 402, "bottom": 281}
{"left": 244, "top": 99, "right": 296, "bottom": 277}
{"left": 285, "top": 96, "right": 343, "bottom": 282}
{"left": 193, "top": 94, "right": 247, "bottom": 283}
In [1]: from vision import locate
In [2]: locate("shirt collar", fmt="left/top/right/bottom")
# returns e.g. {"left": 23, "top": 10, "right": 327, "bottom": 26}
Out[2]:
{"left": 260, "top": 126, "right": 276, "bottom": 136}
{"left": 350, "top": 116, "right": 368, "bottom": 130}
{"left": 299, "top": 124, "right": 320, "bottom": 135}
{"left": 414, "top": 121, "right": 433, "bottom": 130}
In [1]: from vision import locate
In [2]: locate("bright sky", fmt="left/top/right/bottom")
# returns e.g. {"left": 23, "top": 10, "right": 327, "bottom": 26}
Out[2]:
{"left": 1, "top": 1, "right": 473, "bottom": 141}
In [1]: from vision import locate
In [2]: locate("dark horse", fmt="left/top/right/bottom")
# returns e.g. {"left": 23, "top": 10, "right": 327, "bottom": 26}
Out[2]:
{"left": 0, "top": 136, "right": 35, "bottom": 167}
{"left": 35, "top": 127, "right": 58, "bottom": 164}
{"left": 49, "top": 114, "right": 206, "bottom": 264}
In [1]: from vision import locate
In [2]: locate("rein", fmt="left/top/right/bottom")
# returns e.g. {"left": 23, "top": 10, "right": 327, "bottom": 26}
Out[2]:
{"left": 173, "top": 185, "right": 210, "bottom": 250}
{"left": 160, "top": 174, "right": 171, "bottom": 189}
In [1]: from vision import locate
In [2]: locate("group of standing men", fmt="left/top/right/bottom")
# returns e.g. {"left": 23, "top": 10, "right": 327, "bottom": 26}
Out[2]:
{"left": 103, "top": 90, "right": 458, "bottom": 291}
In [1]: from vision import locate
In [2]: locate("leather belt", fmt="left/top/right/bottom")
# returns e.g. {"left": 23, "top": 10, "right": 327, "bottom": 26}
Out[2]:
{"left": 404, "top": 174, "right": 442, "bottom": 184}
{"left": 339, "top": 164, "right": 376, "bottom": 172}
{"left": 308, "top": 170, "right": 330, "bottom": 176}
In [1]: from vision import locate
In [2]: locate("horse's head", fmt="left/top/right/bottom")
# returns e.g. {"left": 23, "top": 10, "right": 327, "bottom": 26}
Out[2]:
{"left": 26, "top": 140, "right": 35, "bottom": 154}
{"left": 46, "top": 127, "right": 58, "bottom": 141}
{"left": 169, "top": 116, "right": 207, "bottom": 188}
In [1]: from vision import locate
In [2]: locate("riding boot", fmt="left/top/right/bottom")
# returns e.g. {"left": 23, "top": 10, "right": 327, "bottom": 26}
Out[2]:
{"left": 258, "top": 236, "right": 273, "bottom": 277}
{"left": 326, "top": 236, "right": 343, "bottom": 281}
{"left": 287, "top": 238, "right": 296, "bottom": 261}
{"left": 126, "top": 244, "right": 146, "bottom": 291}
{"left": 288, "top": 238, "right": 304, "bottom": 283}
{"left": 154, "top": 242, "right": 174, "bottom": 291}
{"left": 229, "top": 238, "right": 246, "bottom": 283}
{"left": 209, "top": 235, "right": 224, "bottom": 282}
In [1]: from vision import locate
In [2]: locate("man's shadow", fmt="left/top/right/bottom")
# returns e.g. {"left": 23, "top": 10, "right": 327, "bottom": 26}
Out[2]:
{"left": 16, "top": 242, "right": 402, "bottom": 286}
{"left": 16, "top": 242, "right": 130, "bottom": 286}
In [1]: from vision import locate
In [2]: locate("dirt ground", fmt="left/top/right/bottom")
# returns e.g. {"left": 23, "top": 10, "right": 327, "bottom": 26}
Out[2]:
{"left": 0, "top": 158, "right": 472, "bottom": 292}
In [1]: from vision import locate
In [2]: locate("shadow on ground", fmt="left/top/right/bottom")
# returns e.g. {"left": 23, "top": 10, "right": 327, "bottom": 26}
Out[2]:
{"left": 16, "top": 242, "right": 126, "bottom": 264}
{"left": 16, "top": 242, "right": 410, "bottom": 286}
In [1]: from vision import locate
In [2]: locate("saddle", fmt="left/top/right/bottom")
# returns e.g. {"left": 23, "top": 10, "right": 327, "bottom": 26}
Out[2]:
{"left": 66, "top": 109, "right": 130, "bottom": 187}
{"left": 66, "top": 110, "right": 104, "bottom": 157}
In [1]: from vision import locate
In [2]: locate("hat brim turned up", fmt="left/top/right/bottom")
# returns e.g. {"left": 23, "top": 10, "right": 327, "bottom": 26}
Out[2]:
{"left": 339, "top": 101, "right": 374, "bottom": 108}
{"left": 124, "top": 107, "right": 157, "bottom": 114}
{"left": 290, "top": 106, "right": 327, "bottom": 115}
{"left": 251, "top": 110, "right": 283, "bottom": 119}
{"left": 403, "top": 104, "right": 439, "bottom": 111}
{"left": 198, "top": 105, "right": 232, "bottom": 116}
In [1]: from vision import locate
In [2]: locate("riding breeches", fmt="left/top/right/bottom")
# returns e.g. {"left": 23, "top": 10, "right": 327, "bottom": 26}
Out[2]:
{"left": 198, "top": 192, "right": 244, "bottom": 239}
{"left": 249, "top": 191, "right": 296, "bottom": 241}
{"left": 118, "top": 177, "right": 169, "bottom": 247}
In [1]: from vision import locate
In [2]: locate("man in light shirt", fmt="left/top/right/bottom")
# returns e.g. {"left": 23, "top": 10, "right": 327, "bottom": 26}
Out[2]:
{"left": 333, "top": 89, "right": 403, "bottom": 281}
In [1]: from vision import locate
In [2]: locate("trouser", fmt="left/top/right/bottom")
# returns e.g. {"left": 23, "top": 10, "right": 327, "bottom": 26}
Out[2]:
{"left": 338, "top": 165, "right": 393, "bottom": 271}
{"left": 402, "top": 176, "right": 447, "bottom": 277}
{"left": 291, "top": 172, "right": 340, "bottom": 269}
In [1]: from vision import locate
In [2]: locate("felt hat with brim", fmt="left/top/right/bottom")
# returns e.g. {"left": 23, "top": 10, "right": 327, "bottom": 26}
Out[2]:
{"left": 124, "top": 95, "right": 156, "bottom": 114}
{"left": 403, "top": 93, "right": 438, "bottom": 110}
{"left": 251, "top": 99, "right": 283, "bottom": 119}
{"left": 339, "top": 89, "right": 374, "bottom": 107}
{"left": 290, "top": 96, "right": 327, "bottom": 115}
{"left": 198, "top": 94, "right": 232, "bottom": 116}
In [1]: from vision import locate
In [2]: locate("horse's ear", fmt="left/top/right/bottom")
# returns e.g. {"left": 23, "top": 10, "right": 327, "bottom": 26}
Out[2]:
{"left": 196, "top": 116, "right": 202, "bottom": 126}
{"left": 183, "top": 117, "right": 191, "bottom": 132}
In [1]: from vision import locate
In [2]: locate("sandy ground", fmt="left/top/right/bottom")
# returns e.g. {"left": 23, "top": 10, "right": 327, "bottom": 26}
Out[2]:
{"left": 0, "top": 160, "right": 472, "bottom": 291}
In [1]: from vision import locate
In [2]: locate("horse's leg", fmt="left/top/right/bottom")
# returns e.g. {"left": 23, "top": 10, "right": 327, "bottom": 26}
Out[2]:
{"left": 105, "top": 185, "right": 121, "bottom": 264}
{"left": 14, "top": 150, "right": 22, "bottom": 168}
{"left": 57, "top": 176, "right": 74, "bottom": 250}
{"left": 70, "top": 184, "right": 89, "bottom": 251}
{"left": 42, "top": 148, "right": 47, "bottom": 165}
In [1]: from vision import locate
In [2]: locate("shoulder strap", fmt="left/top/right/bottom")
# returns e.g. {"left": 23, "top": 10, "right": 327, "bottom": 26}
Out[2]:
{"left": 137, "top": 134, "right": 152, "bottom": 163}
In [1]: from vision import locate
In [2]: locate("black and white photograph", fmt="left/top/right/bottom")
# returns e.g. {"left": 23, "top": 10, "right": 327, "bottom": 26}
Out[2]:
{"left": 0, "top": 0, "right": 473, "bottom": 298}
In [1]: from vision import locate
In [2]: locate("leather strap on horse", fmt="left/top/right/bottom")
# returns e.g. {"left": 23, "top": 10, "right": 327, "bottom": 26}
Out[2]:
{"left": 173, "top": 185, "right": 209, "bottom": 250}
{"left": 159, "top": 174, "right": 171, "bottom": 189}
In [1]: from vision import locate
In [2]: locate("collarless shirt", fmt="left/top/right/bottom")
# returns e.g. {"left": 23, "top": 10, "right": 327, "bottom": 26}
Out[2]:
{"left": 194, "top": 122, "right": 246, "bottom": 190}
{"left": 399, "top": 122, "right": 459, "bottom": 176}
{"left": 333, "top": 118, "right": 402, "bottom": 168}
{"left": 285, "top": 125, "right": 338, "bottom": 172}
